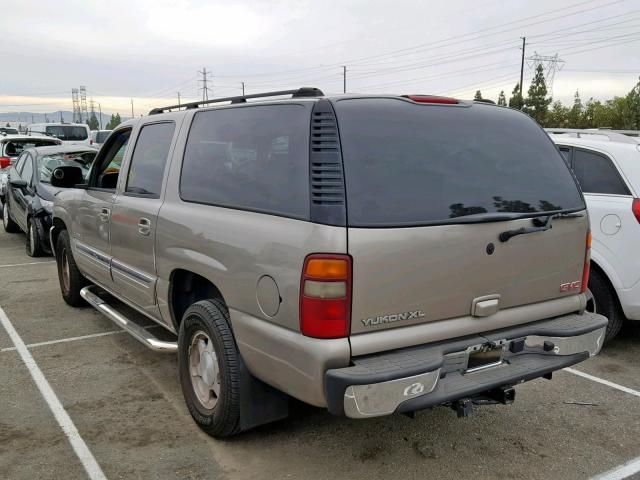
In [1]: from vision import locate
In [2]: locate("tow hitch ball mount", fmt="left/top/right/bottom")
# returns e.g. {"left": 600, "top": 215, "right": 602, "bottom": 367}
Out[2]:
{"left": 452, "top": 386, "right": 516, "bottom": 418}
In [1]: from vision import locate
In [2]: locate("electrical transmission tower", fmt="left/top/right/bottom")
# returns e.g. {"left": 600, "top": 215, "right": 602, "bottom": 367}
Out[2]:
{"left": 71, "top": 88, "right": 81, "bottom": 123}
{"left": 527, "top": 52, "right": 565, "bottom": 97}
{"left": 198, "top": 68, "right": 212, "bottom": 101}
{"left": 79, "top": 86, "right": 89, "bottom": 123}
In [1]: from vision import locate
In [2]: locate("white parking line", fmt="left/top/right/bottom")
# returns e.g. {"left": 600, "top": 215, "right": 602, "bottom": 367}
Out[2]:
{"left": 0, "top": 306, "right": 107, "bottom": 480}
{"left": 564, "top": 368, "right": 640, "bottom": 398}
{"left": 591, "top": 456, "right": 640, "bottom": 480}
{"left": 0, "top": 260, "right": 55, "bottom": 268}
{"left": 0, "top": 330, "right": 125, "bottom": 353}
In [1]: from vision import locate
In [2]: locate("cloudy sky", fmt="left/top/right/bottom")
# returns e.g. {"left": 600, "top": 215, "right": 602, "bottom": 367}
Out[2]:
{"left": 1, "top": 0, "right": 639, "bottom": 116}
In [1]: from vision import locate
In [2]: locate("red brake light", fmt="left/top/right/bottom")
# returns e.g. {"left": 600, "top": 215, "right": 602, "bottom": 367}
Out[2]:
{"left": 633, "top": 198, "right": 640, "bottom": 224}
{"left": 0, "top": 157, "right": 10, "bottom": 169}
{"left": 581, "top": 231, "right": 592, "bottom": 294}
{"left": 300, "top": 254, "right": 351, "bottom": 339}
{"left": 403, "top": 95, "right": 459, "bottom": 104}
{"left": 90, "top": 139, "right": 93, "bottom": 145}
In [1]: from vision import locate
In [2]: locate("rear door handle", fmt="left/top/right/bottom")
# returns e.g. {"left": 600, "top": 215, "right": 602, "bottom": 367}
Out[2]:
{"left": 98, "top": 208, "right": 110, "bottom": 222}
{"left": 138, "top": 217, "right": 151, "bottom": 236}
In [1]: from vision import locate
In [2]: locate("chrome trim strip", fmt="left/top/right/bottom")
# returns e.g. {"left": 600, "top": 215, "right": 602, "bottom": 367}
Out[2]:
{"left": 80, "top": 285, "right": 177, "bottom": 353}
{"left": 343, "top": 369, "right": 440, "bottom": 419}
{"left": 111, "top": 259, "right": 154, "bottom": 285}
{"left": 525, "top": 328, "right": 605, "bottom": 357}
{"left": 75, "top": 241, "right": 110, "bottom": 266}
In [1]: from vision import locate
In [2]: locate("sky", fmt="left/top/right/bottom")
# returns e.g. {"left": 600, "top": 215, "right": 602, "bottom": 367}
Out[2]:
{"left": 1, "top": 0, "right": 639, "bottom": 116}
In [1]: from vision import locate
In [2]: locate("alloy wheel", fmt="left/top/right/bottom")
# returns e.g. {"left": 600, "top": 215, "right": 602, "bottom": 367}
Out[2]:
{"left": 188, "top": 331, "right": 221, "bottom": 410}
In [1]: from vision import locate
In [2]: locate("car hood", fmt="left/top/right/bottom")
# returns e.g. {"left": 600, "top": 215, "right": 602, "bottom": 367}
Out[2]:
{"left": 35, "top": 182, "right": 62, "bottom": 201}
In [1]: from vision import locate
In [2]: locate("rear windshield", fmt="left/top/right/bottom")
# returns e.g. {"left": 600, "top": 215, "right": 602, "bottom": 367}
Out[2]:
{"left": 95, "top": 131, "right": 111, "bottom": 143}
{"left": 44, "top": 125, "right": 88, "bottom": 141}
{"left": 334, "top": 98, "right": 585, "bottom": 227}
{"left": 37, "top": 151, "right": 96, "bottom": 183}
{"left": 2, "top": 139, "right": 59, "bottom": 157}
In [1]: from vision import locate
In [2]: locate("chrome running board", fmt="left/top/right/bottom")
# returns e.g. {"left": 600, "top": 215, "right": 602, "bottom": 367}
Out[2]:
{"left": 80, "top": 285, "right": 177, "bottom": 353}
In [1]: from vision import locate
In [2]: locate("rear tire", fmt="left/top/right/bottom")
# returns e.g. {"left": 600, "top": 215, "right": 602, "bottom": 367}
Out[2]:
{"left": 55, "top": 229, "right": 89, "bottom": 307}
{"left": 587, "top": 268, "right": 624, "bottom": 342}
{"left": 26, "top": 218, "right": 45, "bottom": 257}
{"left": 178, "top": 299, "right": 242, "bottom": 438}
{"left": 2, "top": 200, "right": 19, "bottom": 233}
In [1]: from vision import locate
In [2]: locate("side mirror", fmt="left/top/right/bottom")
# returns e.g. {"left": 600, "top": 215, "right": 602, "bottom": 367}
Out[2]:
{"left": 9, "top": 178, "right": 28, "bottom": 189}
{"left": 50, "top": 166, "right": 84, "bottom": 188}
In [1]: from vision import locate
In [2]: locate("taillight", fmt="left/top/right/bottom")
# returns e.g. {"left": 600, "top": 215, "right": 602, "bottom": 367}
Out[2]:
{"left": 633, "top": 198, "right": 640, "bottom": 223}
{"left": 300, "top": 254, "right": 351, "bottom": 338}
{"left": 89, "top": 139, "right": 94, "bottom": 145}
{"left": 403, "top": 95, "right": 459, "bottom": 104}
{"left": 0, "top": 157, "right": 10, "bottom": 169}
{"left": 581, "top": 231, "right": 592, "bottom": 294}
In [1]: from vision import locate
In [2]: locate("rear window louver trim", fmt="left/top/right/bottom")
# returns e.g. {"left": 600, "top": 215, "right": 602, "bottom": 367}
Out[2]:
{"left": 309, "top": 100, "right": 346, "bottom": 226}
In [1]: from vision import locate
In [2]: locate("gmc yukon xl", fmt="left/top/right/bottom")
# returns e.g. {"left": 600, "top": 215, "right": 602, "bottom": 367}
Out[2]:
{"left": 49, "top": 88, "right": 607, "bottom": 437}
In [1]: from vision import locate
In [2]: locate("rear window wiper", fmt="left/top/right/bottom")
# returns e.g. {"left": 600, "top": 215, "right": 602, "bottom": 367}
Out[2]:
{"left": 499, "top": 212, "right": 584, "bottom": 242}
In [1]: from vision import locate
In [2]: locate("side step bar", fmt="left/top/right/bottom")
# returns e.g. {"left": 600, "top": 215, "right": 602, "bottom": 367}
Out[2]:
{"left": 80, "top": 286, "right": 178, "bottom": 353}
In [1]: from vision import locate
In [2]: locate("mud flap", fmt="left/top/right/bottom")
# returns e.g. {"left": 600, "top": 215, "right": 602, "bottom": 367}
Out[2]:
{"left": 238, "top": 356, "right": 289, "bottom": 431}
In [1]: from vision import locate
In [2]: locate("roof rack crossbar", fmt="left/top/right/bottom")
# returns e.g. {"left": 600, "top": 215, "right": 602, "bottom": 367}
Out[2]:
{"left": 544, "top": 128, "right": 638, "bottom": 145}
{"left": 149, "top": 87, "right": 324, "bottom": 115}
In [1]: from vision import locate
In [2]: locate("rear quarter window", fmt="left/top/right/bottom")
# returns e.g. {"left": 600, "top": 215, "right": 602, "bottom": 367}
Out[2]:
{"left": 180, "top": 104, "right": 310, "bottom": 219}
{"left": 334, "top": 98, "right": 585, "bottom": 227}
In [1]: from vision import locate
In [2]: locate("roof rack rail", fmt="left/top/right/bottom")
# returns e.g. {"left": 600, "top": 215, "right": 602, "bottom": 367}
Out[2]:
{"left": 544, "top": 128, "right": 639, "bottom": 145}
{"left": 149, "top": 87, "right": 324, "bottom": 115}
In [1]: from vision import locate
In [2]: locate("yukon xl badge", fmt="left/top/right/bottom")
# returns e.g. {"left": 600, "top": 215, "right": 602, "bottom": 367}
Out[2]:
{"left": 361, "top": 310, "right": 426, "bottom": 327}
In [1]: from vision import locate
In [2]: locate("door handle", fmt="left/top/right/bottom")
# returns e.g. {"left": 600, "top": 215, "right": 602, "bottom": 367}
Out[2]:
{"left": 138, "top": 217, "right": 151, "bottom": 236}
{"left": 98, "top": 208, "right": 110, "bottom": 222}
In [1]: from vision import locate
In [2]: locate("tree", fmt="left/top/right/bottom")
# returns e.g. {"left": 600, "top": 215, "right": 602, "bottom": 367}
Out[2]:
{"left": 106, "top": 113, "right": 121, "bottom": 130}
{"left": 5, "top": 122, "right": 10, "bottom": 128}
{"left": 626, "top": 77, "right": 640, "bottom": 130}
{"left": 87, "top": 113, "right": 99, "bottom": 130}
{"left": 474, "top": 90, "right": 483, "bottom": 101}
{"left": 568, "top": 90, "right": 583, "bottom": 128}
{"left": 508, "top": 83, "right": 524, "bottom": 110}
{"left": 497, "top": 90, "right": 507, "bottom": 106}
{"left": 546, "top": 101, "right": 570, "bottom": 127}
{"left": 524, "top": 64, "right": 552, "bottom": 124}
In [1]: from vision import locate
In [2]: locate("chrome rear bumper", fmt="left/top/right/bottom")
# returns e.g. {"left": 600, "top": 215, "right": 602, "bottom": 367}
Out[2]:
{"left": 326, "top": 312, "right": 607, "bottom": 419}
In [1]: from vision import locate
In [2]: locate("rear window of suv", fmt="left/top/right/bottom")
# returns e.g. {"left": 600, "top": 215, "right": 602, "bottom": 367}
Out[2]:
{"left": 45, "top": 125, "right": 88, "bottom": 141}
{"left": 181, "top": 104, "right": 310, "bottom": 219}
{"left": 334, "top": 98, "right": 585, "bottom": 227}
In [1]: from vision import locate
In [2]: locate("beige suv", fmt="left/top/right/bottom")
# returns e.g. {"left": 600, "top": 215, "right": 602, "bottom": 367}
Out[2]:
{"left": 49, "top": 88, "right": 607, "bottom": 437}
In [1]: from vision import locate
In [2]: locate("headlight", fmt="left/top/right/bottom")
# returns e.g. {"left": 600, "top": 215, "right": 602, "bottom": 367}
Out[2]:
{"left": 40, "top": 199, "right": 54, "bottom": 213}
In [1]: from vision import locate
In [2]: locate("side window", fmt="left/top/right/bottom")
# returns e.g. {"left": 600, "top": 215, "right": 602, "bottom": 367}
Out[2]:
{"left": 558, "top": 146, "right": 571, "bottom": 167}
{"left": 20, "top": 154, "right": 33, "bottom": 183}
{"left": 180, "top": 105, "right": 309, "bottom": 219}
{"left": 125, "top": 122, "right": 175, "bottom": 197}
{"left": 91, "top": 128, "right": 131, "bottom": 190}
{"left": 573, "top": 148, "right": 629, "bottom": 195}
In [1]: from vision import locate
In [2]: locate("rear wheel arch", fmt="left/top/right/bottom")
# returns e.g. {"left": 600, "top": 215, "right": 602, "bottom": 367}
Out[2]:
{"left": 169, "top": 269, "right": 226, "bottom": 329}
{"left": 51, "top": 217, "right": 67, "bottom": 250}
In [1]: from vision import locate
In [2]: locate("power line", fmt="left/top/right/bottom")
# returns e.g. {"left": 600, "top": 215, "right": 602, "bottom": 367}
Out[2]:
{"left": 198, "top": 67, "right": 211, "bottom": 101}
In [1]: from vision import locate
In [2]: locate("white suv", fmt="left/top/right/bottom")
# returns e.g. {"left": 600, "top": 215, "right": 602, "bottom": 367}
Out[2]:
{"left": 548, "top": 129, "right": 640, "bottom": 341}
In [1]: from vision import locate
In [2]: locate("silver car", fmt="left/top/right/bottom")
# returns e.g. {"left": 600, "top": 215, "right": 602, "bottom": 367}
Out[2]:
{"left": 49, "top": 89, "right": 607, "bottom": 437}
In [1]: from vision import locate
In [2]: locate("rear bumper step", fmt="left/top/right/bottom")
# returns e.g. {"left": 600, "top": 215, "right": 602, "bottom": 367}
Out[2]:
{"left": 325, "top": 311, "right": 607, "bottom": 418}
{"left": 80, "top": 285, "right": 177, "bottom": 353}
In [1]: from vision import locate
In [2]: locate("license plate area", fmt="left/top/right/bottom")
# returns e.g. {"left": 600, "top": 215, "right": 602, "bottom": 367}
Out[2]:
{"left": 465, "top": 341, "right": 506, "bottom": 373}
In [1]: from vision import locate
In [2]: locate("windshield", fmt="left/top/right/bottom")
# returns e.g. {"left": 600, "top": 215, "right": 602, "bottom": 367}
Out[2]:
{"left": 2, "top": 139, "right": 59, "bottom": 158}
{"left": 334, "top": 98, "right": 585, "bottom": 227}
{"left": 95, "top": 131, "right": 111, "bottom": 143}
{"left": 45, "top": 125, "right": 88, "bottom": 141}
{"left": 37, "top": 151, "right": 96, "bottom": 183}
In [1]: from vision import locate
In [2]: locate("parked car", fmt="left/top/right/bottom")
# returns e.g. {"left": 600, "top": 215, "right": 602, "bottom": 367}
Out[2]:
{"left": 3, "top": 145, "right": 97, "bottom": 256}
{"left": 547, "top": 129, "right": 640, "bottom": 341}
{"left": 0, "top": 127, "right": 19, "bottom": 135}
{"left": 0, "top": 134, "right": 62, "bottom": 203}
{"left": 27, "top": 123, "right": 91, "bottom": 145}
{"left": 90, "top": 129, "right": 112, "bottom": 148}
{"left": 49, "top": 89, "right": 606, "bottom": 437}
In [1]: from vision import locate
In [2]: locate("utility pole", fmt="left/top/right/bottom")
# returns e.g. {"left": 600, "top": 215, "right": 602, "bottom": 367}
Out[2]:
{"left": 98, "top": 103, "right": 102, "bottom": 129}
{"left": 342, "top": 66, "right": 347, "bottom": 94}
{"left": 130, "top": 98, "right": 134, "bottom": 118}
{"left": 519, "top": 37, "right": 526, "bottom": 107}
{"left": 199, "top": 67, "right": 211, "bottom": 101}
{"left": 241, "top": 82, "right": 245, "bottom": 96}
{"left": 60, "top": 111, "right": 63, "bottom": 122}
{"left": 177, "top": 92, "right": 181, "bottom": 108}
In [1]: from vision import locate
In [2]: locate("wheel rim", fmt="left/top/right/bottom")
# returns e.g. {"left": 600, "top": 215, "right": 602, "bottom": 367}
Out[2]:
{"left": 188, "top": 330, "right": 220, "bottom": 410}
{"left": 61, "top": 248, "right": 71, "bottom": 293}
{"left": 585, "top": 288, "right": 597, "bottom": 313}
{"left": 29, "top": 222, "right": 36, "bottom": 253}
